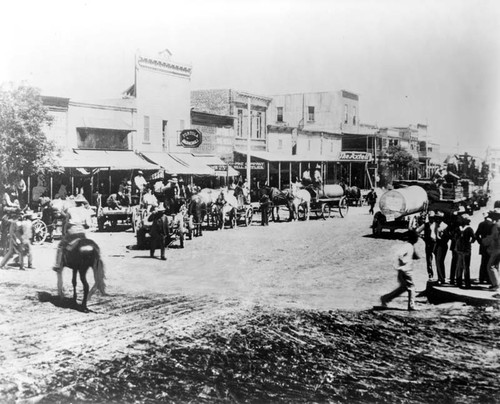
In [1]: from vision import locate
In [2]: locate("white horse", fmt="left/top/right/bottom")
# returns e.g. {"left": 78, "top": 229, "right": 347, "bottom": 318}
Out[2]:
{"left": 291, "top": 189, "right": 311, "bottom": 221}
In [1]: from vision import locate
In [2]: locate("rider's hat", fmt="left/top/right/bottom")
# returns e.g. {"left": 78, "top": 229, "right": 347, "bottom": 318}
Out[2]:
{"left": 137, "top": 170, "right": 143, "bottom": 175}
{"left": 74, "top": 194, "right": 88, "bottom": 204}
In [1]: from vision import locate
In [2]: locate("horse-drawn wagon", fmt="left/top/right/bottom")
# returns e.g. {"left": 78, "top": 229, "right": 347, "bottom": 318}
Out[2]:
{"left": 97, "top": 205, "right": 139, "bottom": 232}
{"left": 298, "top": 184, "right": 349, "bottom": 220}
{"left": 372, "top": 185, "right": 428, "bottom": 236}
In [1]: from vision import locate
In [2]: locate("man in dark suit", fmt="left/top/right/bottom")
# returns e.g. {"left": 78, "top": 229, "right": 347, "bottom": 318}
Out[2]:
{"left": 475, "top": 212, "right": 494, "bottom": 284}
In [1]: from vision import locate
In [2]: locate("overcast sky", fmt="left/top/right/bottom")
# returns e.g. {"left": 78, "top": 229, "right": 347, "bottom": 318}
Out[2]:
{"left": 1, "top": 0, "right": 499, "bottom": 158}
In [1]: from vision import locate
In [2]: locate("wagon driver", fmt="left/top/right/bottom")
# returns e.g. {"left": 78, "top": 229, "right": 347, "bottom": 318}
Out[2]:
{"left": 53, "top": 194, "right": 92, "bottom": 273}
{"left": 134, "top": 170, "right": 147, "bottom": 195}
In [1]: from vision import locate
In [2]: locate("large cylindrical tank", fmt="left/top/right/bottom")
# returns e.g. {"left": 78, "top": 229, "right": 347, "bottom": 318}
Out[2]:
{"left": 319, "top": 184, "right": 344, "bottom": 198}
{"left": 379, "top": 186, "right": 428, "bottom": 219}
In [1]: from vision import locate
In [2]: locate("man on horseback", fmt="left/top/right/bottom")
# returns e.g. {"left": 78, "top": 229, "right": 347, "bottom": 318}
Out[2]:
{"left": 53, "top": 194, "right": 92, "bottom": 273}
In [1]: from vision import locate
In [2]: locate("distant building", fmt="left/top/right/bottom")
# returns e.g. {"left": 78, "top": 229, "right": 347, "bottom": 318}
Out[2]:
{"left": 486, "top": 146, "right": 500, "bottom": 176}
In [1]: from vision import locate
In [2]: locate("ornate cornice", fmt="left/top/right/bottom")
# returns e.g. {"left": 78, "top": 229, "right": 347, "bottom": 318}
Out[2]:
{"left": 137, "top": 56, "right": 192, "bottom": 78}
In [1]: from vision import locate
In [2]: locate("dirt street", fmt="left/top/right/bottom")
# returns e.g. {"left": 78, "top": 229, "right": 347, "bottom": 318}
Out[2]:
{"left": 0, "top": 181, "right": 499, "bottom": 403}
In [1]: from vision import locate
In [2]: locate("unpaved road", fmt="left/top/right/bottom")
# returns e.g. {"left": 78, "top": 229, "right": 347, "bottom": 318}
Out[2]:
{"left": 1, "top": 181, "right": 500, "bottom": 403}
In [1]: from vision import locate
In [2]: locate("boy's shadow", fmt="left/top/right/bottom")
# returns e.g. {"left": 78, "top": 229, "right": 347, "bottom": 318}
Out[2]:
{"left": 37, "top": 291, "right": 90, "bottom": 313}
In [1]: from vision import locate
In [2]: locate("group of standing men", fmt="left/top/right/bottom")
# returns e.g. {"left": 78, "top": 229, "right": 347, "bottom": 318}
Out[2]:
{"left": 419, "top": 207, "right": 500, "bottom": 290}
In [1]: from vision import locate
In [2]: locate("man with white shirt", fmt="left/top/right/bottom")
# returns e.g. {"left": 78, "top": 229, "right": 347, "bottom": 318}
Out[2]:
{"left": 380, "top": 230, "right": 421, "bottom": 311}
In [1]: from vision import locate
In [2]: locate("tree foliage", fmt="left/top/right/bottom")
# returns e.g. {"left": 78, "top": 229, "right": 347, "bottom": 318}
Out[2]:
{"left": 0, "top": 84, "right": 57, "bottom": 186}
{"left": 385, "top": 145, "right": 420, "bottom": 170}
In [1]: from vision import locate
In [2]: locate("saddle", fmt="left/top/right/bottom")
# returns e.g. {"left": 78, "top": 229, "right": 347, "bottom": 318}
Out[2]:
{"left": 66, "top": 236, "right": 86, "bottom": 252}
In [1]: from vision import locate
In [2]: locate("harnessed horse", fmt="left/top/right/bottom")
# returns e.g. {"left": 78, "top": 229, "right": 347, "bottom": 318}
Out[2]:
{"left": 290, "top": 188, "right": 311, "bottom": 221}
{"left": 188, "top": 193, "right": 207, "bottom": 237}
{"left": 56, "top": 238, "right": 106, "bottom": 312}
{"left": 258, "top": 186, "right": 294, "bottom": 222}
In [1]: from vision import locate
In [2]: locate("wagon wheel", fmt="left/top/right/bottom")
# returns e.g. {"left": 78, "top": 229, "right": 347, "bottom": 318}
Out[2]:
{"left": 230, "top": 209, "right": 237, "bottom": 229}
{"left": 338, "top": 197, "right": 349, "bottom": 218}
{"left": 244, "top": 207, "right": 253, "bottom": 226}
{"left": 372, "top": 212, "right": 384, "bottom": 236}
{"left": 321, "top": 203, "right": 331, "bottom": 219}
{"left": 132, "top": 209, "right": 143, "bottom": 234}
{"left": 297, "top": 205, "right": 306, "bottom": 220}
{"left": 32, "top": 219, "right": 48, "bottom": 244}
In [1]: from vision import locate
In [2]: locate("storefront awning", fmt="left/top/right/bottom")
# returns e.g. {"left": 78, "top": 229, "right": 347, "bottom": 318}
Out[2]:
{"left": 68, "top": 150, "right": 158, "bottom": 170}
{"left": 140, "top": 152, "right": 197, "bottom": 175}
{"left": 192, "top": 155, "right": 239, "bottom": 176}
{"left": 169, "top": 153, "right": 215, "bottom": 175}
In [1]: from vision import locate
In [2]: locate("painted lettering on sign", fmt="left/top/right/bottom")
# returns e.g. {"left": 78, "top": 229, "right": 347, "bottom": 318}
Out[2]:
{"left": 338, "top": 151, "right": 373, "bottom": 161}
{"left": 179, "top": 129, "right": 202, "bottom": 148}
{"left": 232, "top": 162, "right": 265, "bottom": 170}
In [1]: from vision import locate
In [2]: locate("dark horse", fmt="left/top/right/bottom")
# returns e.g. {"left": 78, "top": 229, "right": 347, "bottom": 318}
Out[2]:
{"left": 340, "top": 183, "right": 362, "bottom": 206}
{"left": 258, "top": 187, "right": 294, "bottom": 222}
{"left": 56, "top": 238, "right": 106, "bottom": 312}
{"left": 188, "top": 193, "right": 207, "bottom": 237}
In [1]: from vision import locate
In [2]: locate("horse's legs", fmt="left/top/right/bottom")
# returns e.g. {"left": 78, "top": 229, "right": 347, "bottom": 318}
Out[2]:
{"left": 79, "top": 269, "right": 90, "bottom": 312}
{"left": 306, "top": 202, "right": 310, "bottom": 220}
{"left": 72, "top": 269, "right": 78, "bottom": 302}
{"left": 57, "top": 270, "right": 64, "bottom": 298}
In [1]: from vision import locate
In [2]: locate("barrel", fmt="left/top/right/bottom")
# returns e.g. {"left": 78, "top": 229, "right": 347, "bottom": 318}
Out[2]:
{"left": 319, "top": 184, "right": 344, "bottom": 199}
{"left": 379, "top": 186, "right": 428, "bottom": 219}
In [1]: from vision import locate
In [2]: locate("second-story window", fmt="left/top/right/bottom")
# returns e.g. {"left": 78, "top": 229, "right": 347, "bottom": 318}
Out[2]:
{"left": 344, "top": 104, "right": 348, "bottom": 124}
{"left": 277, "top": 107, "right": 283, "bottom": 122}
{"left": 237, "top": 109, "right": 243, "bottom": 137}
{"left": 256, "top": 112, "right": 262, "bottom": 138}
{"left": 308, "top": 106, "right": 315, "bottom": 122}
{"left": 278, "top": 139, "right": 283, "bottom": 150}
{"left": 308, "top": 139, "right": 311, "bottom": 151}
{"left": 352, "top": 106, "right": 357, "bottom": 125}
{"left": 144, "top": 115, "right": 150, "bottom": 143}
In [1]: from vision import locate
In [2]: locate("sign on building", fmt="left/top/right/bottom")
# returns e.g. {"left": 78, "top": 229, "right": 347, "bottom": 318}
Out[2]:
{"left": 179, "top": 129, "right": 202, "bottom": 148}
{"left": 232, "top": 161, "right": 265, "bottom": 170}
{"left": 338, "top": 151, "right": 373, "bottom": 161}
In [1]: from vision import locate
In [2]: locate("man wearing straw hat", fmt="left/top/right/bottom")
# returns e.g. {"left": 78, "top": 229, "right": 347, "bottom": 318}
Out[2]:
{"left": 53, "top": 194, "right": 92, "bottom": 273}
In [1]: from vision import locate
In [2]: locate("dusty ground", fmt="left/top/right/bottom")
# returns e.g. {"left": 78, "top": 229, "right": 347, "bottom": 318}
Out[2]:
{"left": 1, "top": 181, "right": 500, "bottom": 403}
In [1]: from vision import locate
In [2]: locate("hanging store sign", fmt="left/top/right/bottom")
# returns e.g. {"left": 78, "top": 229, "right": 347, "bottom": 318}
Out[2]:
{"left": 179, "top": 129, "right": 202, "bottom": 148}
{"left": 338, "top": 151, "right": 373, "bottom": 161}
{"left": 209, "top": 164, "right": 227, "bottom": 172}
{"left": 232, "top": 161, "right": 265, "bottom": 170}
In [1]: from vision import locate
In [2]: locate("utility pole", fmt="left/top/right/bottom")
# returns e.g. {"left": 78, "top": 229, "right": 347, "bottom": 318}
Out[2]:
{"left": 247, "top": 97, "right": 251, "bottom": 190}
{"left": 373, "top": 133, "right": 378, "bottom": 188}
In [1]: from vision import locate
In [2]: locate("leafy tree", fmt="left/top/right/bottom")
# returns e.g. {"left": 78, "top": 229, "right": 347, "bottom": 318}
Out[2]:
{"left": 0, "top": 84, "right": 56, "bottom": 187}
{"left": 384, "top": 145, "right": 420, "bottom": 180}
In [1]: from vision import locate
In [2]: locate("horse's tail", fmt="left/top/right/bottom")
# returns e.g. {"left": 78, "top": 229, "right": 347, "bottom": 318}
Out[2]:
{"left": 93, "top": 256, "right": 107, "bottom": 296}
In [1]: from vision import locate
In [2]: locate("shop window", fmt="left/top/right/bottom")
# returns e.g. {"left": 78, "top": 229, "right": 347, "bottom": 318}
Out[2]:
{"left": 144, "top": 115, "right": 150, "bottom": 143}
{"left": 162, "top": 120, "right": 168, "bottom": 151}
{"left": 308, "top": 106, "right": 315, "bottom": 122}
{"left": 237, "top": 109, "right": 243, "bottom": 137}
{"left": 277, "top": 107, "right": 283, "bottom": 122}
{"left": 256, "top": 112, "right": 262, "bottom": 138}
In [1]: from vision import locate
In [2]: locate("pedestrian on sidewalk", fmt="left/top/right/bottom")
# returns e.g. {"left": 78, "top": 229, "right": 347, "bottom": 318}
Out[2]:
{"left": 380, "top": 230, "right": 421, "bottom": 311}
{"left": 454, "top": 215, "right": 475, "bottom": 289}
{"left": 433, "top": 211, "right": 450, "bottom": 284}
{"left": 417, "top": 211, "right": 436, "bottom": 280}
{"left": 483, "top": 212, "right": 500, "bottom": 291}
{"left": 475, "top": 212, "right": 494, "bottom": 284}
